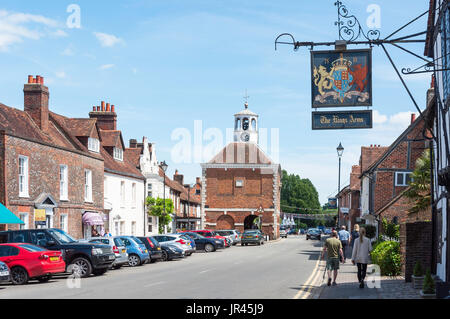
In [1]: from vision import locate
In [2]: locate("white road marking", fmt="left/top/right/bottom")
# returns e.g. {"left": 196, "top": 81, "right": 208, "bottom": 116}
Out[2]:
{"left": 143, "top": 281, "right": 165, "bottom": 288}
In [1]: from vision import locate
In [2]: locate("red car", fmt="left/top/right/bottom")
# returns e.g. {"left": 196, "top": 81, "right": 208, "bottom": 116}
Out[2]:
{"left": 0, "top": 243, "right": 66, "bottom": 285}
{"left": 182, "top": 230, "right": 230, "bottom": 247}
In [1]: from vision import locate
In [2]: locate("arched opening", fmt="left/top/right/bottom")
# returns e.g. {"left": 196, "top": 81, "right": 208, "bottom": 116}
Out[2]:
{"left": 244, "top": 214, "right": 260, "bottom": 230}
{"left": 216, "top": 214, "right": 235, "bottom": 230}
{"left": 235, "top": 118, "right": 241, "bottom": 130}
{"left": 242, "top": 118, "right": 249, "bottom": 131}
{"left": 251, "top": 118, "right": 256, "bottom": 131}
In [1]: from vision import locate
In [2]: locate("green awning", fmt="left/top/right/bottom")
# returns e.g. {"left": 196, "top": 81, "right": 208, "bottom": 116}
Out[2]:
{"left": 0, "top": 202, "right": 24, "bottom": 224}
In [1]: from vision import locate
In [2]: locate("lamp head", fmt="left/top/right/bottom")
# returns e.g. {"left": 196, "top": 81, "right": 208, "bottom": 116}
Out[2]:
{"left": 336, "top": 142, "right": 344, "bottom": 157}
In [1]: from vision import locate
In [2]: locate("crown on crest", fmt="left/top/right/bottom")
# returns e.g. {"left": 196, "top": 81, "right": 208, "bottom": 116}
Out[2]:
{"left": 332, "top": 53, "right": 352, "bottom": 70}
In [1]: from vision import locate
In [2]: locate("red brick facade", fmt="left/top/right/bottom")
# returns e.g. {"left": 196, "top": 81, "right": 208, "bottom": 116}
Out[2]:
{"left": 202, "top": 143, "right": 281, "bottom": 240}
{"left": 0, "top": 76, "right": 105, "bottom": 239}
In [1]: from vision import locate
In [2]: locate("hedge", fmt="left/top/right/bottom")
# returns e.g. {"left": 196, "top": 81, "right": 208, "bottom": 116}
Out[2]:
{"left": 370, "top": 241, "right": 402, "bottom": 276}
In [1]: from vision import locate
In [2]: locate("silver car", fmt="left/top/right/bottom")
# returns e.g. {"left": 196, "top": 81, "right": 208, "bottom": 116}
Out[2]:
{"left": 216, "top": 230, "right": 240, "bottom": 245}
{"left": 88, "top": 237, "right": 129, "bottom": 269}
{"left": 152, "top": 234, "right": 195, "bottom": 256}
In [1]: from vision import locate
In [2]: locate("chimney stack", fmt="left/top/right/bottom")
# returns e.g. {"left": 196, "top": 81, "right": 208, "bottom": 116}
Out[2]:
{"left": 173, "top": 171, "right": 184, "bottom": 186}
{"left": 129, "top": 139, "right": 137, "bottom": 148}
{"left": 24, "top": 75, "right": 49, "bottom": 131}
{"left": 196, "top": 177, "right": 201, "bottom": 184}
{"left": 89, "top": 101, "right": 117, "bottom": 130}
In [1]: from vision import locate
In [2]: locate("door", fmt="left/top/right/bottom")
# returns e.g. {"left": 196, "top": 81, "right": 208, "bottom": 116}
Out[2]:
{"left": 447, "top": 199, "right": 450, "bottom": 283}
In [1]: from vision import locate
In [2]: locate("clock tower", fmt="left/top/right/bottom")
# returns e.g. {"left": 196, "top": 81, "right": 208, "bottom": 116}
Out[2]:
{"left": 233, "top": 101, "right": 258, "bottom": 144}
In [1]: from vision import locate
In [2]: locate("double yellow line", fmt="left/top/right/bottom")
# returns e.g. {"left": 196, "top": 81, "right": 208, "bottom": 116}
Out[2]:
{"left": 293, "top": 252, "right": 326, "bottom": 299}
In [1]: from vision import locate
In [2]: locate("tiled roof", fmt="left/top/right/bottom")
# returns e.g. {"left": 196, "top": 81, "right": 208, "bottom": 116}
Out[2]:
{"left": 58, "top": 118, "right": 98, "bottom": 138}
{"left": 124, "top": 147, "right": 142, "bottom": 168}
{"left": 99, "top": 130, "right": 122, "bottom": 148}
{"left": 208, "top": 142, "right": 273, "bottom": 164}
{"left": 0, "top": 103, "right": 102, "bottom": 160}
{"left": 360, "top": 146, "right": 388, "bottom": 173}
{"left": 102, "top": 146, "right": 144, "bottom": 180}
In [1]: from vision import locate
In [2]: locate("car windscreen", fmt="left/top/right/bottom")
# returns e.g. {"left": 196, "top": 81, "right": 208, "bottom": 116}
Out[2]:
{"left": 243, "top": 231, "right": 259, "bottom": 235}
{"left": 148, "top": 237, "right": 159, "bottom": 246}
{"left": 47, "top": 229, "right": 76, "bottom": 243}
{"left": 19, "top": 244, "right": 47, "bottom": 252}
{"left": 90, "top": 239, "right": 110, "bottom": 245}
{"left": 131, "top": 236, "right": 143, "bottom": 244}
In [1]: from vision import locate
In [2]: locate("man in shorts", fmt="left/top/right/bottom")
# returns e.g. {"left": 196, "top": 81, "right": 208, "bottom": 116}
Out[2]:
{"left": 321, "top": 230, "right": 344, "bottom": 286}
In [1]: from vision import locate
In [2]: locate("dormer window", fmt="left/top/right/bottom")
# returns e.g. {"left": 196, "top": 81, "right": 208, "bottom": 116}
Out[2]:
{"left": 88, "top": 137, "right": 100, "bottom": 153}
{"left": 114, "top": 147, "right": 123, "bottom": 161}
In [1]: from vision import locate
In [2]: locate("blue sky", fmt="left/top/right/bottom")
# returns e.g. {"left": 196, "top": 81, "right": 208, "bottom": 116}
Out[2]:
{"left": 0, "top": 0, "right": 432, "bottom": 205}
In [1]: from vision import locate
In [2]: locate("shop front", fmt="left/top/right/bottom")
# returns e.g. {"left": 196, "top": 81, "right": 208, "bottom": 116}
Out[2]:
{"left": 82, "top": 211, "right": 107, "bottom": 239}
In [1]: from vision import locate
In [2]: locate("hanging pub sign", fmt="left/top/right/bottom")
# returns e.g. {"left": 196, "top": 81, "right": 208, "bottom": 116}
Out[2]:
{"left": 311, "top": 49, "right": 372, "bottom": 107}
{"left": 328, "top": 197, "right": 337, "bottom": 209}
{"left": 312, "top": 110, "right": 372, "bottom": 130}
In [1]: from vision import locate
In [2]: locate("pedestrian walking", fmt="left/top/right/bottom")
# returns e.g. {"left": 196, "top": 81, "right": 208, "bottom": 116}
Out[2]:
{"left": 321, "top": 230, "right": 344, "bottom": 286}
{"left": 350, "top": 224, "right": 360, "bottom": 249}
{"left": 351, "top": 227, "right": 372, "bottom": 288}
{"left": 338, "top": 226, "right": 351, "bottom": 261}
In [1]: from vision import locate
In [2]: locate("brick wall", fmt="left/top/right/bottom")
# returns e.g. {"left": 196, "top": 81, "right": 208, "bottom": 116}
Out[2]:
{"left": 400, "top": 221, "right": 432, "bottom": 282}
{"left": 4, "top": 135, "right": 104, "bottom": 238}
{"left": 0, "top": 131, "right": 6, "bottom": 206}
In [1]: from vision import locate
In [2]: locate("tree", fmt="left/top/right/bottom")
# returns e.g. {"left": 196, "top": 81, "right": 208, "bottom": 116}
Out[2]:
{"left": 280, "top": 169, "right": 322, "bottom": 227}
{"left": 146, "top": 197, "right": 174, "bottom": 234}
{"left": 404, "top": 150, "right": 431, "bottom": 216}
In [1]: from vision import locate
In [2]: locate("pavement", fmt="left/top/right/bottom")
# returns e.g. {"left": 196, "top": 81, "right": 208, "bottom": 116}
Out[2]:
{"left": 309, "top": 244, "right": 422, "bottom": 299}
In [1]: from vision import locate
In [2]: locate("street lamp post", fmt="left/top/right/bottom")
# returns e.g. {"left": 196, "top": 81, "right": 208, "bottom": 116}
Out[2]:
{"left": 160, "top": 161, "right": 168, "bottom": 233}
{"left": 336, "top": 143, "right": 344, "bottom": 228}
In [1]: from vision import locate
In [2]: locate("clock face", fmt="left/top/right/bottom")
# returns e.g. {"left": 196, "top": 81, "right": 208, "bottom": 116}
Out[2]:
{"left": 241, "top": 132, "right": 250, "bottom": 142}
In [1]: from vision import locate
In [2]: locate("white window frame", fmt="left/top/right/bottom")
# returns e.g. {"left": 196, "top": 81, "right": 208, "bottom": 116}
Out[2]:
{"left": 120, "top": 181, "right": 125, "bottom": 207}
{"left": 235, "top": 179, "right": 244, "bottom": 187}
{"left": 104, "top": 177, "right": 108, "bottom": 199}
{"left": 131, "top": 221, "right": 136, "bottom": 235}
{"left": 18, "top": 156, "right": 29, "bottom": 198}
{"left": 113, "top": 147, "right": 123, "bottom": 161}
{"left": 132, "top": 183, "right": 136, "bottom": 207}
{"left": 19, "top": 212, "right": 29, "bottom": 230}
{"left": 60, "top": 165, "right": 68, "bottom": 201}
{"left": 395, "top": 172, "right": 413, "bottom": 187}
{"left": 60, "top": 214, "right": 68, "bottom": 232}
{"left": 88, "top": 137, "right": 100, "bottom": 153}
{"left": 84, "top": 169, "right": 93, "bottom": 202}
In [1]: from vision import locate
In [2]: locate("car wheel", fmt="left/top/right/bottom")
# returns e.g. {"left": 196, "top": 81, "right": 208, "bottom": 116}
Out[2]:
{"left": 70, "top": 257, "right": 93, "bottom": 278}
{"left": 205, "top": 243, "right": 215, "bottom": 252}
{"left": 149, "top": 258, "right": 156, "bottom": 264}
{"left": 37, "top": 275, "right": 51, "bottom": 283}
{"left": 241, "top": 243, "right": 244, "bottom": 246}
{"left": 161, "top": 250, "right": 171, "bottom": 261}
{"left": 10, "top": 267, "right": 29, "bottom": 285}
{"left": 128, "top": 254, "right": 141, "bottom": 267}
{"left": 113, "top": 265, "right": 122, "bottom": 269}
{"left": 93, "top": 268, "right": 108, "bottom": 276}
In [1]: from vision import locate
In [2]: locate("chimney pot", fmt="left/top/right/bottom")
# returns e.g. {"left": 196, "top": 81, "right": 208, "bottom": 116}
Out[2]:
{"left": 36, "top": 75, "right": 41, "bottom": 84}
{"left": 92, "top": 106, "right": 96, "bottom": 111}
{"left": 129, "top": 139, "right": 137, "bottom": 148}
{"left": 101, "top": 101, "right": 105, "bottom": 111}
{"left": 111, "top": 105, "right": 115, "bottom": 112}
{"left": 27, "top": 75, "right": 33, "bottom": 84}
{"left": 40, "top": 76, "right": 44, "bottom": 85}
{"left": 431, "top": 75, "right": 435, "bottom": 88}
{"left": 97, "top": 106, "right": 100, "bottom": 111}
{"left": 106, "top": 103, "right": 110, "bottom": 112}
{"left": 411, "top": 113, "right": 416, "bottom": 124}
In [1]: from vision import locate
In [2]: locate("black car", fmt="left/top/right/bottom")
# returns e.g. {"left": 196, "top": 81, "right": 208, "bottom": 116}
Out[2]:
{"left": 181, "top": 232, "right": 224, "bottom": 252}
{"left": 159, "top": 244, "right": 185, "bottom": 261}
{"left": 0, "top": 228, "right": 115, "bottom": 277}
{"left": 137, "top": 236, "right": 163, "bottom": 263}
{"left": 306, "top": 228, "right": 321, "bottom": 240}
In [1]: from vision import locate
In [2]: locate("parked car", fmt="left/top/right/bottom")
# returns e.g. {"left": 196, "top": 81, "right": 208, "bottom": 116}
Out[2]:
{"left": 280, "top": 229, "right": 288, "bottom": 238}
{"left": 288, "top": 229, "right": 297, "bottom": 235}
{"left": 215, "top": 230, "right": 240, "bottom": 245}
{"left": 187, "top": 230, "right": 230, "bottom": 247}
{"left": 182, "top": 231, "right": 224, "bottom": 252}
{"left": 117, "top": 236, "right": 150, "bottom": 267}
{"left": 179, "top": 233, "right": 197, "bottom": 252}
{"left": 241, "top": 229, "right": 265, "bottom": 246}
{"left": 324, "top": 228, "right": 332, "bottom": 235}
{"left": 152, "top": 234, "right": 195, "bottom": 256}
{"left": 0, "top": 229, "right": 115, "bottom": 278}
{"left": 306, "top": 228, "right": 321, "bottom": 240}
{"left": 300, "top": 229, "right": 306, "bottom": 235}
{"left": 137, "top": 236, "right": 163, "bottom": 263}
{"left": 159, "top": 244, "right": 185, "bottom": 261}
{"left": 0, "top": 261, "right": 10, "bottom": 284}
{"left": 0, "top": 243, "right": 65, "bottom": 285}
{"left": 87, "top": 237, "right": 128, "bottom": 269}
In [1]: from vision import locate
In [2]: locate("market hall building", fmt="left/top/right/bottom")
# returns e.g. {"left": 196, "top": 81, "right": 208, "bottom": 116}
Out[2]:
{"left": 200, "top": 102, "right": 281, "bottom": 240}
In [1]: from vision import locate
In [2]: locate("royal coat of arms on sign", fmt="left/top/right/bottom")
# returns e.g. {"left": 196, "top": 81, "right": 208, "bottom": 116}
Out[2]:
{"left": 310, "top": 49, "right": 372, "bottom": 107}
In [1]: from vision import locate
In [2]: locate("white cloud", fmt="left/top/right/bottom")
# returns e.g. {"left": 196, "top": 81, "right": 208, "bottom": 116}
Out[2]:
{"left": 55, "top": 71, "right": 66, "bottom": 78}
{"left": 99, "top": 64, "right": 115, "bottom": 70}
{"left": 372, "top": 110, "right": 387, "bottom": 124}
{"left": 62, "top": 46, "right": 74, "bottom": 56}
{"left": 52, "top": 29, "right": 68, "bottom": 37}
{"left": 0, "top": 10, "right": 62, "bottom": 51}
{"left": 93, "top": 32, "right": 124, "bottom": 47}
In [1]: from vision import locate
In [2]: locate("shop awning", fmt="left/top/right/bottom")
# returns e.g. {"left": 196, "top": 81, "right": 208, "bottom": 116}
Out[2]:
{"left": 0, "top": 203, "right": 24, "bottom": 224}
{"left": 82, "top": 212, "right": 104, "bottom": 226}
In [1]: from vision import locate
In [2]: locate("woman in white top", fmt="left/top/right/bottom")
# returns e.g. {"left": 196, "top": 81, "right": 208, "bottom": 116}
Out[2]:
{"left": 351, "top": 227, "right": 372, "bottom": 288}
